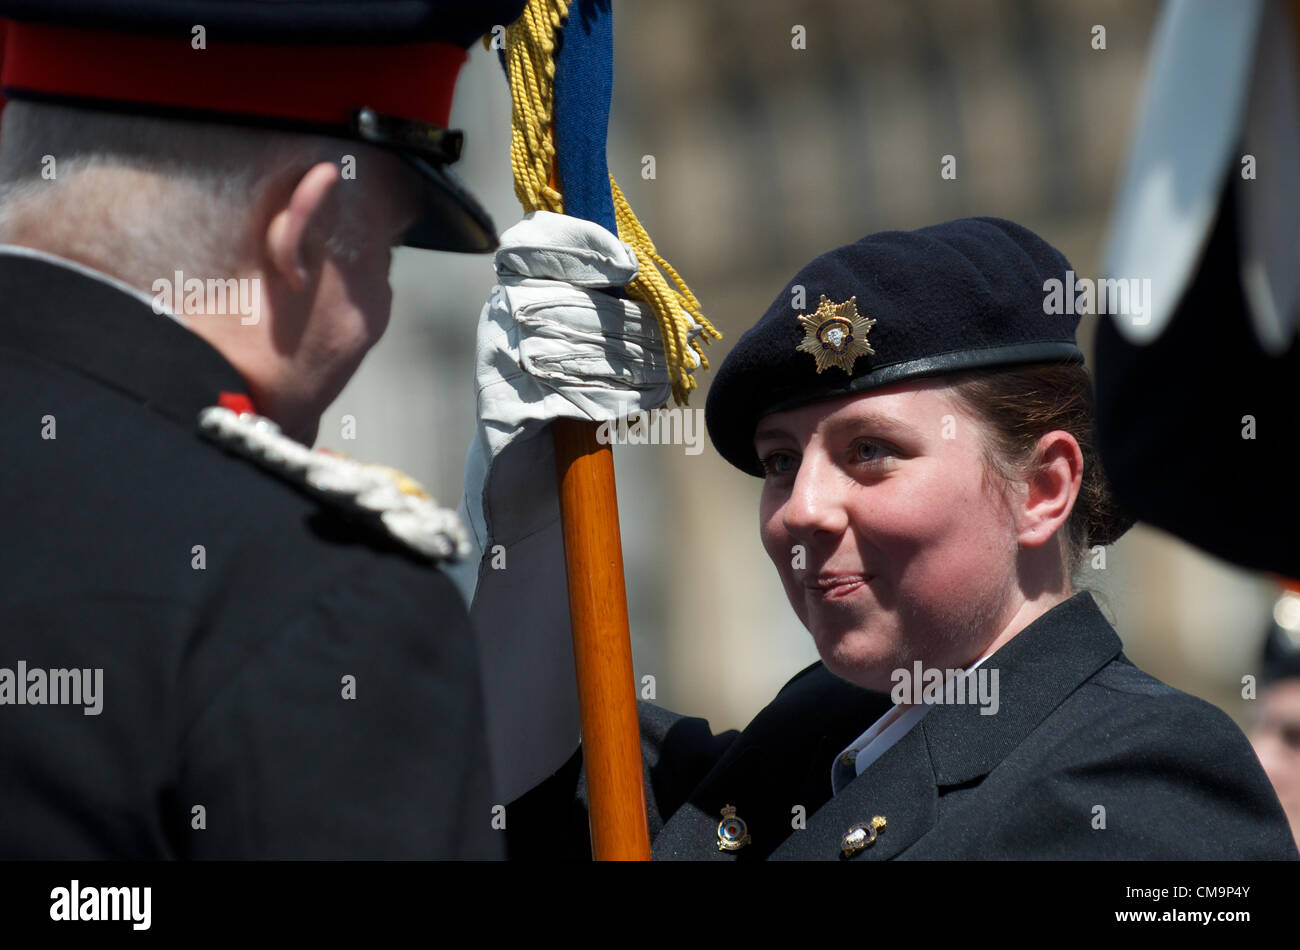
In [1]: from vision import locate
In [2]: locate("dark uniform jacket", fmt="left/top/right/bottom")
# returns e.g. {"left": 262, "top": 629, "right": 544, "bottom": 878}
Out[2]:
{"left": 0, "top": 253, "right": 498, "bottom": 859}
{"left": 1096, "top": 181, "right": 1300, "bottom": 578}
{"left": 510, "top": 592, "right": 1298, "bottom": 860}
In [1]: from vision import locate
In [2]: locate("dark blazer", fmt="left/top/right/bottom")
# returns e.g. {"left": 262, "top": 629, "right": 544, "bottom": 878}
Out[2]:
{"left": 509, "top": 592, "right": 1298, "bottom": 860}
{"left": 0, "top": 254, "right": 498, "bottom": 859}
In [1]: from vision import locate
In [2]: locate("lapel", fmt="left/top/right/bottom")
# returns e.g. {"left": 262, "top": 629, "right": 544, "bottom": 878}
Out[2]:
{"left": 920, "top": 592, "right": 1122, "bottom": 787}
{"left": 806, "top": 592, "right": 1122, "bottom": 860}
{"left": 651, "top": 663, "right": 891, "bottom": 861}
{"left": 654, "top": 592, "right": 1123, "bottom": 860}
{"left": 770, "top": 720, "right": 936, "bottom": 860}
{"left": 0, "top": 251, "right": 252, "bottom": 426}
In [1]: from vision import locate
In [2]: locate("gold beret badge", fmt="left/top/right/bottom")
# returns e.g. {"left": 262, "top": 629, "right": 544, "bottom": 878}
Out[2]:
{"left": 796, "top": 295, "right": 876, "bottom": 374}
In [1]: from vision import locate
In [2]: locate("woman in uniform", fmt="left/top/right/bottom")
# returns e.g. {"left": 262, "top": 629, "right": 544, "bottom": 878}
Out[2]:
{"left": 495, "top": 215, "right": 1297, "bottom": 860}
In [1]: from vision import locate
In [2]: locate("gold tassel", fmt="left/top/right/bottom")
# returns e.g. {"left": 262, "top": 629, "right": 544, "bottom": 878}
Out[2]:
{"left": 498, "top": 0, "right": 720, "bottom": 404}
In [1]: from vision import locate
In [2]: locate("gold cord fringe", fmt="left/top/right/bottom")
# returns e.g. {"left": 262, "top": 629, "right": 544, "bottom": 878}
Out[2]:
{"left": 498, "top": 0, "right": 720, "bottom": 404}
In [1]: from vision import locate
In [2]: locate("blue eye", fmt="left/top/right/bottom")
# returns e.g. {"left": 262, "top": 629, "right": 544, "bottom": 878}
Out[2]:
{"left": 853, "top": 440, "right": 894, "bottom": 467}
{"left": 759, "top": 452, "right": 797, "bottom": 477}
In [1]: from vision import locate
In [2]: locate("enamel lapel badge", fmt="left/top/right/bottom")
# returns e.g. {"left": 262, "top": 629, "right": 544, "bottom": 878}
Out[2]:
{"left": 796, "top": 295, "right": 876, "bottom": 374}
{"left": 840, "top": 815, "right": 887, "bottom": 857}
{"left": 716, "top": 805, "right": 751, "bottom": 852}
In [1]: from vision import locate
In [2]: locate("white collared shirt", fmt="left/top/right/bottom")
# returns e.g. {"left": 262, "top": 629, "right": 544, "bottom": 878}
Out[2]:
{"left": 831, "top": 650, "right": 996, "bottom": 795}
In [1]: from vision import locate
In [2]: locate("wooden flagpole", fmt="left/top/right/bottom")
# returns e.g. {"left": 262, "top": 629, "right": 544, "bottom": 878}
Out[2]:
{"left": 548, "top": 150, "right": 653, "bottom": 861}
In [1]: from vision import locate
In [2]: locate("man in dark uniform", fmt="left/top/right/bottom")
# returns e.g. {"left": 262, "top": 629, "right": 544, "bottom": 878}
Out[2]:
{"left": 482, "top": 216, "right": 1299, "bottom": 859}
{"left": 0, "top": 0, "right": 525, "bottom": 858}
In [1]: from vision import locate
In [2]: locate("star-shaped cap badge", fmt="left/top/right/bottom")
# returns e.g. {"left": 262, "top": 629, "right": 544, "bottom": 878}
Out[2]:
{"left": 796, "top": 295, "right": 876, "bottom": 374}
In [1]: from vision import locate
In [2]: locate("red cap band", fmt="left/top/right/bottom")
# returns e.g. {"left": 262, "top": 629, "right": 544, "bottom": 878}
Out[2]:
{"left": 1, "top": 21, "right": 466, "bottom": 131}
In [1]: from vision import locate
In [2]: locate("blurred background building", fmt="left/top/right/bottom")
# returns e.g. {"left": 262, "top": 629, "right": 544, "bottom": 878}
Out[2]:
{"left": 319, "top": 0, "right": 1278, "bottom": 735}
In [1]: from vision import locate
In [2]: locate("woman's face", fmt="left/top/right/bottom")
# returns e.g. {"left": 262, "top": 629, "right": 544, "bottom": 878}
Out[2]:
{"left": 755, "top": 379, "right": 1024, "bottom": 692}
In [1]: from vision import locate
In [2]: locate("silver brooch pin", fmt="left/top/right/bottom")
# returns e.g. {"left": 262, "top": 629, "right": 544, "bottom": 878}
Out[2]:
{"left": 840, "top": 816, "right": 887, "bottom": 857}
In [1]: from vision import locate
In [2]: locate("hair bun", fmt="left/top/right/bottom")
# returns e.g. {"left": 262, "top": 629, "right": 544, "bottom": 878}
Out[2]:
{"left": 1083, "top": 458, "right": 1136, "bottom": 548}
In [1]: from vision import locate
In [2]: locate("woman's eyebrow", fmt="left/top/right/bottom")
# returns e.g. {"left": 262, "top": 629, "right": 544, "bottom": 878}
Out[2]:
{"left": 753, "top": 427, "right": 794, "bottom": 445}
{"left": 824, "top": 409, "right": 913, "bottom": 436}
{"left": 753, "top": 409, "right": 915, "bottom": 446}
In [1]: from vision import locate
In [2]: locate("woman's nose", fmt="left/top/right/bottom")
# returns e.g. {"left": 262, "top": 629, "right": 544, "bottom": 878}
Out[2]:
{"left": 781, "top": 448, "right": 849, "bottom": 539}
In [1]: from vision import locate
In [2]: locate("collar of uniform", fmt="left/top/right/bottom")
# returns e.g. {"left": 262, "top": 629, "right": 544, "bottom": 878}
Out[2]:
{"left": 768, "top": 593, "right": 1120, "bottom": 860}
{"left": 0, "top": 251, "right": 251, "bottom": 428}
{"left": 919, "top": 591, "right": 1123, "bottom": 787}
{"left": 830, "top": 700, "right": 929, "bottom": 795}
{"left": 0, "top": 245, "right": 185, "bottom": 320}
{"left": 830, "top": 645, "right": 999, "bottom": 794}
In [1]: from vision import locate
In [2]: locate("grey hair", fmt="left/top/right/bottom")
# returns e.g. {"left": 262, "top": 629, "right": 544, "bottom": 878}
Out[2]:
{"left": 0, "top": 100, "right": 370, "bottom": 285}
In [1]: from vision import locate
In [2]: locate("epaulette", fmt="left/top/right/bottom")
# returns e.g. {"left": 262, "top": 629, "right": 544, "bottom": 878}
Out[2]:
{"left": 197, "top": 406, "right": 470, "bottom": 564}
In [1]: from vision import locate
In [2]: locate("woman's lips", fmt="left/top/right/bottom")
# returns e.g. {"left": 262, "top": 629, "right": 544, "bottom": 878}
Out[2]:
{"left": 806, "top": 574, "right": 872, "bottom": 601}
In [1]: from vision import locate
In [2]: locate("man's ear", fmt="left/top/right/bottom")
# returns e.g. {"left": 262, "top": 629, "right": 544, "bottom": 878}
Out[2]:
{"left": 1017, "top": 430, "right": 1084, "bottom": 549}
{"left": 264, "top": 161, "right": 342, "bottom": 293}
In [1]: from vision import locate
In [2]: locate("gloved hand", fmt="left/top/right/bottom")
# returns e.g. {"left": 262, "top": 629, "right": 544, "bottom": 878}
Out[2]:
{"left": 448, "top": 210, "right": 675, "bottom": 804}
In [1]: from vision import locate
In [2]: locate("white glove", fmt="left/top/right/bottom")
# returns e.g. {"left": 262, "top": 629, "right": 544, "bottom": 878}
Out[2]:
{"left": 449, "top": 211, "right": 671, "bottom": 804}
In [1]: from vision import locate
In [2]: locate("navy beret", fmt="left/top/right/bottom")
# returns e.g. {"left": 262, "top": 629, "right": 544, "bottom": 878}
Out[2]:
{"left": 705, "top": 217, "right": 1084, "bottom": 475}
{"left": 0, "top": 0, "right": 529, "bottom": 252}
